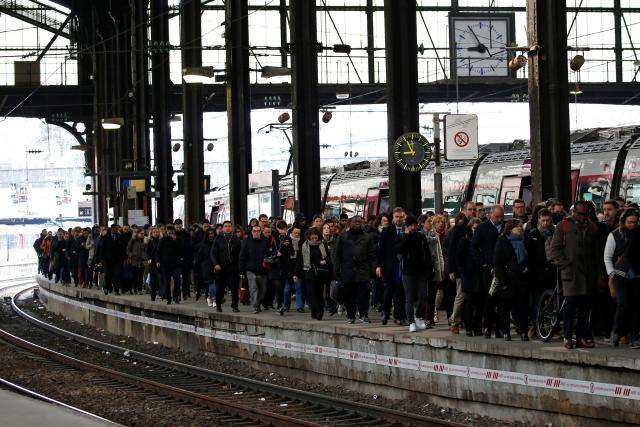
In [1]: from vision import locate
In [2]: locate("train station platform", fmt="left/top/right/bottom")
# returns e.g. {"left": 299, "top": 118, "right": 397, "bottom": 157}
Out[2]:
{"left": 0, "top": 388, "right": 114, "bottom": 426}
{"left": 36, "top": 277, "right": 639, "bottom": 426}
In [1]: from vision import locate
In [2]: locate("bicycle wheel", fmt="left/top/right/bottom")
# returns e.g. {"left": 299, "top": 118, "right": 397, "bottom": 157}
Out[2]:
{"left": 535, "top": 288, "right": 557, "bottom": 342}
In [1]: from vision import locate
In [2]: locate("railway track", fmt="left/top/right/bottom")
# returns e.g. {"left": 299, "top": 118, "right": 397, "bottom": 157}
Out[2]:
{"left": 4, "top": 285, "right": 461, "bottom": 427}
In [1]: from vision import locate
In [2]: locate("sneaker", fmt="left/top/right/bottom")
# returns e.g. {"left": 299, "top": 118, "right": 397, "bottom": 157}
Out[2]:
{"left": 232, "top": 307, "right": 240, "bottom": 313}
{"left": 206, "top": 297, "right": 212, "bottom": 307}
{"left": 630, "top": 340, "right": 640, "bottom": 349}
{"left": 415, "top": 319, "right": 427, "bottom": 330}
{"left": 360, "top": 317, "right": 371, "bottom": 324}
{"left": 347, "top": 318, "right": 355, "bottom": 324}
{"left": 212, "top": 302, "right": 217, "bottom": 309}
{"left": 564, "top": 338, "right": 574, "bottom": 350}
{"left": 409, "top": 323, "right": 417, "bottom": 332}
{"left": 450, "top": 325, "right": 460, "bottom": 335}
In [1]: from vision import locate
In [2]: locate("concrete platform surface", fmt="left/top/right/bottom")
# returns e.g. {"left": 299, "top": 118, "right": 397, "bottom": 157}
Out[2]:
{"left": 41, "top": 282, "right": 640, "bottom": 369}
{"left": 0, "top": 389, "right": 113, "bottom": 427}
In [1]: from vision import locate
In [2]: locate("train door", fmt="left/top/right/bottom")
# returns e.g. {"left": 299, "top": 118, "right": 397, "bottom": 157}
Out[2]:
{"left": 379, "top": 188, "right": 390, "bottom": 215}
{"left": 364, "top": 188, "right": 380, "bottom": 222}
{"left": 498, "top": 175, "right": 521, "bottom": 214}
{"left": 570, "top": 169, "right": 580, "bottom": 204}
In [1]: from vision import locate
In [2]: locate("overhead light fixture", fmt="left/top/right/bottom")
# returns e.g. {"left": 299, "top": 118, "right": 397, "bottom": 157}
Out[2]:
{"left": 172, "top": 143, "right": 181, "bottom": 152}
{"left": 206, "top": 143, "right": 214, "bottom": 151}
{"left": 277, "top": 112, "right": 290, "bottom": 124}
{"left": 182, "top": 66, "right": 215, "bottom": 84}
{"left": 101, "top": 117, "right": 124, "bottom": 130}
{"left": 333, "top": 44, "right": 352, "bottom": 54}
{"left": 71, "top": 144, "right": 89, "bottom": 151}
{"left": 570, "top": 54, "right": 585, "bottom": 72}
{"left": 169, "top": 114, "right": 182, "bottom": 122}
{"left": 261, "top": 66, "right": 291, "bottom": 78}
{"left": 569, "top": 83, "right": 583, "bottom": 96}
{"left": 322, "top": 111, "right": 333, "bottom": 123}
{"left": 335, "top": 92, "right": 350, "bottom": 100}
{"left": 508, "top": 55, "right": 527, "bottom": 72}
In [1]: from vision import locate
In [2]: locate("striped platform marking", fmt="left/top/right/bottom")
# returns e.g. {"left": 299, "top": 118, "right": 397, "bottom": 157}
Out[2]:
{"left": 39, "top": 287, "right": 640, "bottom": 401}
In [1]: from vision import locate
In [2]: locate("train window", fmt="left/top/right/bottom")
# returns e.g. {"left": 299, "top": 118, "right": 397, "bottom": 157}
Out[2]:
{"left": 580, "top": 180, "right": 609, "bottom": 210}
{"left": 379, "top": 197, "right": 390, "bottom": 215}
{"left": 475, "top": 194, "right": 496, "bottom": 206}
{"left": 624, "top": 182, "right": 640, "bottom": 204}
{"left": 444, "top": 195, "right": 461, "bottom": 215}
{"left": 504, "top": 191, "right": 516, "bottom": 212}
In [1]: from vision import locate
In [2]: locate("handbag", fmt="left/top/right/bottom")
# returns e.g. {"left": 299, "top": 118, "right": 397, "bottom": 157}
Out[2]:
{"left": 313, "top": 265, "right": 331, "bottom": 282}
{"left": 239, "top": 277, "right": 250, "bottom": 305}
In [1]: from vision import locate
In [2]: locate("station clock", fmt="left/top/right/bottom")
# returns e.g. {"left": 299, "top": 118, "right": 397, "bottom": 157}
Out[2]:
{"left": 393, "top": 132, "right": 432, "bottom": 173}
{"left": 449, "top": 14, "right": 515, "bottom": 78}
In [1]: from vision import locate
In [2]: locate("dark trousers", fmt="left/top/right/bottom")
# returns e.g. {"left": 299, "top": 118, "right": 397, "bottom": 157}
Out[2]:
{"left": 130, "top": 266, "right": 144, "bottom": 293}
{"left": 148, "top": 271, "right": 159, "bottom": 301}
{"left": 612, "top": 278, "right": 640, "bottom": 341}
{"left": 161, "top": 266, "right": 182, "bottom": 303}
{"left": 193, "top": 270, "right": 203, "bottom": 298}
{"left": 271, "top": 278, "right": 284, "bottom": 308}
{"left": 103, "top": 264, "right": 120, "bottom": 294}
{"left": 306, "top": 278, "right": 326, "bottom": 320}
{"left": 402, "top": 275, "right": 427, "bottom": 323}
{"left": 263, "top": 278, "right": 275, "bottom": 308}
{"left": 344, "top": 281, "right": 370, "bottom": 320}
{"left": 563, "top": 295, "right": 589, "bottom": 342}
{"left": 215, "top": 273, "right": 239, "bottom": 309}
{"left": 382, "top": 278, "right": 406, "bottom": 321}
{"left": 425, "top": 279, "right": 438, "bottom": 322}
{"left": 513, "top": 286, "right": 529, "bottom": 334}
{"left": 181, "top": 264, "right": 192, "bottom": 297}
{"left": 371, "top": 277, "right": 384, "bottom": 308}
{"left": 463, "top": 290, "right": 486, "bottom": 334}
{"left": 498, "top": 296, "right": 512, "bottom": 336}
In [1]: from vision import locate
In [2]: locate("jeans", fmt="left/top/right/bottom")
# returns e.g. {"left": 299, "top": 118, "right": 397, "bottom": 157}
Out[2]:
{"left": 563, "top": 295, "right": 589, "bottom": 343}
{"left": 402, "top": 275, "right": 427, "bottom": 323}
{"left": 161, "top": 266, "right": 182, "bottom": 303}
{"left": 208, "top": 282, "right": 216, "bottom": 300}
{"left": 382, "top": 279, "right": 406, "bottom": 321}
{"left": 344, "top": 281, "right": 370, "bottom": 320}
{"left": 181, "top": 264, "right": 192, "bottom": 297}
{"left": 611, "top": 277, "right": 640, "bottom": 341}
{"left": 283, "top": 278, "right": 304, "bottom": 310}
{"left": 247, "top": 272, "right": 267, "bottom": 310}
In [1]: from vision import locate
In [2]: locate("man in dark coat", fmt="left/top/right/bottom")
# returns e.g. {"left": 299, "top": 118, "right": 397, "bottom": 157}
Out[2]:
{"left": 376, "top": 207, "right": 407, "bottom": 325}
{"left": 239, "top": 224, "right": 269, "bottom": 313}
{"left": 211, "top": 221, "right": 242, "bottom": 312}
{"left": 547, "top": 201, "right": 599, "bottom": 349}
{"left": 95, "top": 225, "right": 122, "bottom": 295}
{"left": 335, "top": 216, "right": 376, "bottom": 323}
{"left": 157, "top": 225, "right": 184, "bottom": 304}
{"left": 174, "top": 219, "right": 193, "bottom": 299}
{"left": 471, "top": 205, "right": 504, "bottom": 337}
{"left": 447, "top": 201, "right": 477, "bottom": 333}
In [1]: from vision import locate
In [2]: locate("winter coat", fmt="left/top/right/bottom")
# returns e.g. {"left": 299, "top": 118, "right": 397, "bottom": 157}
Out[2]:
{"left": 210, "top": 233, "right": 241, "bottom": 275}
{"left": 126, "top": 237, "right": 147, "bottom": 268}
{"left": 494, "top": 235, "right": 528, "bottom": 299}
{"left": 394, "top": 231, "right": 434, "bottom": 279}
{"left": 446, "top": 216, "right": 470, "bottom": 275}
{"left": 424, "top": 231, "right": 445, "bottom": 283}
{"left": 546, "top": 217, "right": 599, "bottom": 297}
{"left": 377, "top": 225, "right": 403, "bottom": 284}
{"left": 334, "top": 228, "right": 376, "bottom": 284}
{"left": 296, "top": 241, "right": 332, "bottom": 282}
{"left": 175, "top": 229, "right": 194, "bottom": 263}
{"left": 525, "top": 227, "right": 556, "bottom": 289}
{"left": 157, "top": 236, "right": 183, "bottom": 270}
{"left": 239, "top": 236, "right": 268, "bottom": 275}
{"left": 455, "top": 232, "right": 480, "bottom": 293}
{"left": 471, "top": 219, "right": 502, "bottom": 268}
{"left": 95, "top": 233, "right": 120, "bottom": 267}
{"left": 279, "top": 236, "right": 300, "bottom": 280}
{"left": 197, "top": 238, "right": 215, "bottom": 284}
{"left": 145, "top": 237, "right": 160, "bottom": 273}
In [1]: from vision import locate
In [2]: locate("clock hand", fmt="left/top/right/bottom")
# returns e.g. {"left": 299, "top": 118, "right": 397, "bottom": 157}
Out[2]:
{"left": 403, "top": 136, "right": 416, "bottom": 155}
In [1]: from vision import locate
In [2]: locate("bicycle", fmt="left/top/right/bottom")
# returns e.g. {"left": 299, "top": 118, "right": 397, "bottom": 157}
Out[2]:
{"left": 535, "top": 275, "right": 566, "bottom": 342}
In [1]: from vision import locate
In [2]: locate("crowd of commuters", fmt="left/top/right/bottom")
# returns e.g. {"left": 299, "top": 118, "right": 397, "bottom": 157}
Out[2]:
{"left": 33, "top": 196, "right": 640, "bottom": 350}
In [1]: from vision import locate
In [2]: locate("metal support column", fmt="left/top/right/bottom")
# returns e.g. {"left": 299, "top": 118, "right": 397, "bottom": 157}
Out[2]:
{"left": 527, "top": 0, "right": 571, "bottom": 208}
{"left": 384, "top": 0, "right": 421, "bottom": 215}
{"left": 151, "top": 0, "right": 173, "bottom": 223}
{"left": 279, "top": 0, "right": 288, "bottom": 68}
{"left": 290, "top": 0, "right": 321, "bottom": 218}
{"left": 433, "top": 114, "right": 443, "bottom": 214}
{"left": 366, "top": 0, "right": 375, "bottom": 84}
{"left": 226, "top": 0, "right": 252, "bottom": 226}
{"left": 614, "top": 0, "right": 624, "bottom": 82}
{"left": 181, "top": 0, "right": 204, "bottom": 225}
{"left": 132, "top": 0, "right": 151, "bottom": 218}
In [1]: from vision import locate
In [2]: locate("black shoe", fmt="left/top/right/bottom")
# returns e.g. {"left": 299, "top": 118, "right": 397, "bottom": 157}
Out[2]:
{"left": 504, "top": 334, "right": 512, "bottom": 341}
{"left": 232, "top": 307, "right": 240, "bottom": 313}
{"left": 520, "top": 334, "right": 530, "bottom": 342}
{"left": 495, "top": 332, "right": 504, "bottom": 339}
{"left": 296, "top": 308, "right": 304, "bottom": 313}
{"left": 279, "top": 307, "right": 285, "bottom": 316}
{"left": 317, "top": 314, "right": 323, "bottom": 321}
{"left": 115, "top": 291, "right": 120, "bottom": 296}
{"left": 611, "top": 333, "right": 619, "bottom": 347}
{"left": 466, "top": 330, "right": 474, "bottom": 337}
{"left": 329, "top": 307, "right": 338, "bottom": 316}
{"left": 484, "top": 330, "right": 491, "bottom": 339}
{"left": 360, "top": 317, "right": 371, "bottom": 324}
{"left": 104, "top": 288, "right": 109, "bottom": 295}
{"left": 195, "top": 292, "right": 201, "bottom": 301}
{"left": 167, "top": 300, "right": 171, "bottom": 305}
{"left": 216, "top": 306, "right": 222, "bottom": 312}
{"left": 253, "top": 308, "right": 261, "bottom": 314}
{"left": 381, "top": 316, "right": 388, "bottom": 326}
{"left": 347, "top": 318, "right": 355, "bottom": 324}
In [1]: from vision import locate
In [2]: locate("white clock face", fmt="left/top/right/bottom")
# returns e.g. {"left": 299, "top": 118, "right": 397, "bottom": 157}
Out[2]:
{"left": 452, "top": 18, "right": 510, "bottom": 77}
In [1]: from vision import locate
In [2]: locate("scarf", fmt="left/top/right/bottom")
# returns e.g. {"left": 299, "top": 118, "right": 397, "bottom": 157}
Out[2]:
{"left": 302, "top": 240, "right": 327, "bottom": 271}
{"left": 290, "top": 236, "right": 300, "bottom": 254}
{"left": 508, "top": 235, "right": 528, "bottom": 264}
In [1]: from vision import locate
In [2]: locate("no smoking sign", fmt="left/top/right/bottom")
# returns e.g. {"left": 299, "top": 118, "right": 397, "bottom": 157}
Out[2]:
{"left": 454, "top": 131, "right": 469, "bottom": 147}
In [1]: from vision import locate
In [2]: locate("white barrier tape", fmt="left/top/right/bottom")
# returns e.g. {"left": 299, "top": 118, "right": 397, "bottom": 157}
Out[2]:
{"left": 40, "top": 287, "right": 640, "bottom": 401}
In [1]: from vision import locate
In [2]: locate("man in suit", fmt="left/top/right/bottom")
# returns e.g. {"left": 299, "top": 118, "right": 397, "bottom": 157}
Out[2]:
{"left": 471, "top": 205, "right": 504, "bottom": 337}
{"left": 447, "top": 201, "right": 477, "bottom": 333}
{"left": 376, "top": 207, "right": 407, "bottom": 325}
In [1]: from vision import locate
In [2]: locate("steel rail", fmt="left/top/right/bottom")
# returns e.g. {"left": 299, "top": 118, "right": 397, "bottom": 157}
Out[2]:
{"left": 14, "top": 285, "right": 461, "bottom": 427}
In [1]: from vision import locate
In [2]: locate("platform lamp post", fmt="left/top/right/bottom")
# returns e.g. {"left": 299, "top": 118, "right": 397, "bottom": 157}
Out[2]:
{"left": 420, "top": 111, "right": 449, "bottom": 214}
